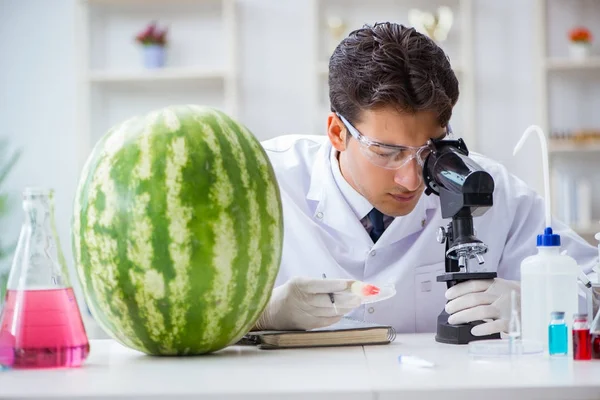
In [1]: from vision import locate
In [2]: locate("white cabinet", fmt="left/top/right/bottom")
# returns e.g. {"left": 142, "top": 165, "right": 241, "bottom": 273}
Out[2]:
{"left": 74, "top": 0, "right": 238, "bottom": 172}
{"left": 534, "top": 0, "right": 600, "bottom": 242}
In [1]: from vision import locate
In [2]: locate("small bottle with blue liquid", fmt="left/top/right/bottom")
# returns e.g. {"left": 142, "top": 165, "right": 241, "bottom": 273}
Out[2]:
{"left": 548, "top": 311, "right": 568, "bottom": 356}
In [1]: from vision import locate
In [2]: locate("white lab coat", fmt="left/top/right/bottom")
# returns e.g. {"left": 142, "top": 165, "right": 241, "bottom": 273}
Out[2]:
{"left": 260, "top": 134, "right": 598, "bottom": 334}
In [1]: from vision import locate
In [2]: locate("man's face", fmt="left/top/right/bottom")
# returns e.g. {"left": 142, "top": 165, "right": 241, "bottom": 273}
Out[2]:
{"left": 328, "top": 107, "right": 447, "bottom": 217}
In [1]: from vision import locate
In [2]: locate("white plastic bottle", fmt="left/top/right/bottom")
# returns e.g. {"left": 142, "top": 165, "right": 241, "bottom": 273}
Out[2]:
{"left": 514, "top": 125, "right": 581, "bottom": 354}
{"left": 520, "top": 227, "right": 580, "bottom": 353}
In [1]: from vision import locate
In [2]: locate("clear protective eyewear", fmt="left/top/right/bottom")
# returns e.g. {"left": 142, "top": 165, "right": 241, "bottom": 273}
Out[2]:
{"left": 337, "top": 113, "right": 451, "bottom": 170}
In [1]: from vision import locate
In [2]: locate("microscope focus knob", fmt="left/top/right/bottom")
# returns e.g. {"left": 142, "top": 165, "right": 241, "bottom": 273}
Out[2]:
{"left": 437, "top": 227, "right": 446, "bottom": 244}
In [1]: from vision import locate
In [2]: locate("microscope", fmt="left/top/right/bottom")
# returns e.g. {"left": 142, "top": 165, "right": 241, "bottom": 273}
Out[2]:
{"left": 422, "top": 137, "right": 501, "bottom": 345}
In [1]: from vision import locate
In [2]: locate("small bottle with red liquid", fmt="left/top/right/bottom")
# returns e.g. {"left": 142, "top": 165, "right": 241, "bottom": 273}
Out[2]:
{"left": 591, "top": 307, "right": 600, "bottom": 360}
{"left": 0, "top": 188, "right": 89, "bottom": 369}
{"left": 572, "top": 313, "right": 591, "bottom": 360}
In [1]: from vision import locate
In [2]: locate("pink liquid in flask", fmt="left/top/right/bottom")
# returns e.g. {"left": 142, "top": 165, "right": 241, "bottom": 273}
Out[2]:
{"left": 0, "top": 287, "right": 89, "bottom": 369}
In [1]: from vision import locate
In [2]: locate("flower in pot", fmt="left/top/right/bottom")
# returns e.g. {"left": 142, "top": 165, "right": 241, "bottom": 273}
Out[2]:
{"left": 135, "top": 21, "right": 168, "bottom": 69}
{"left": 568, "top": 26, "right": 592, "bottom": 60}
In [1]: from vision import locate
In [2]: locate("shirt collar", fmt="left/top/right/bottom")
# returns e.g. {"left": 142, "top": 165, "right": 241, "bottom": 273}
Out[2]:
{"left": 329, "top": 147, "right": 374, "bottom": 220}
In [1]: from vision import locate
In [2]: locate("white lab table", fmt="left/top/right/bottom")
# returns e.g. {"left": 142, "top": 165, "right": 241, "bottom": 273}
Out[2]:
{"left": 366, "top": 335, "right": 600, "bottom": 400}
{"left": 1, "top": 334, "right": 600, "bottom": 400}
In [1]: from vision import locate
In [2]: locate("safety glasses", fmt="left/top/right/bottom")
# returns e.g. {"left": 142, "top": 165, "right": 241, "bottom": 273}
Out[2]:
{"left": 336, "top": 113, "right": 451, "bottom": 170}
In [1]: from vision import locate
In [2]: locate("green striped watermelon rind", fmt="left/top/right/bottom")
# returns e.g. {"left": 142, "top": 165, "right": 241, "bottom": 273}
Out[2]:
{"left": 71, "top": 105, "right": 283, "bottom": 356}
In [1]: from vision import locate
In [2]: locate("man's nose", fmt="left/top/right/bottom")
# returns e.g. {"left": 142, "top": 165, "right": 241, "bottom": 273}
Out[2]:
{"left": 393, "top": 157, "right": 422, "bottom": 191}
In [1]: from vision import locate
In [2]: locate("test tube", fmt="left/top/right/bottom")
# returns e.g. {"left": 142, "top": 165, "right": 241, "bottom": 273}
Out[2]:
{"left": 508, "top": 290, "right": 521, "bottom": 355}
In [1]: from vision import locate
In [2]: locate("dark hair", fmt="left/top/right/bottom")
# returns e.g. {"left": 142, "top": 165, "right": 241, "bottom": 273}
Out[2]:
{"left": 329, "top": 22, "right": 459, "bottom": 128}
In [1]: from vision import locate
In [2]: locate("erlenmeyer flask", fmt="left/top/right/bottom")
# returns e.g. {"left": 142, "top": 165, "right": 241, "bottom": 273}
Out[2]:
{"left": 0, "top": 188, "right": 89, "bottom": 369}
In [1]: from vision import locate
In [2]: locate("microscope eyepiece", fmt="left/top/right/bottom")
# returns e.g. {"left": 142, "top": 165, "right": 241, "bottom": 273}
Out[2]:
{"left": 423, "top": 138, "right": 494, "bottom": 219}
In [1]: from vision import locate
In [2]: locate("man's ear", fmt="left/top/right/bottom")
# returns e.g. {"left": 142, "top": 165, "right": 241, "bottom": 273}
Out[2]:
{"left": 327, "top": 113, "right": 348, "bottom": 152}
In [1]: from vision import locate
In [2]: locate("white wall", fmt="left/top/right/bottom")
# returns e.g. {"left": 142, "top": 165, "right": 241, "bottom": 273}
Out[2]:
{"left": 0, "top": 0, "right": 78, "bottom": 272}
{"left": 473, "top": 0, "right": 543, "bottom": 195}
{"left": 0, "top": 0, "right": 545, "bottom": 280}
{"left": 238, "top": 0, "right": 314, "bottom": 140}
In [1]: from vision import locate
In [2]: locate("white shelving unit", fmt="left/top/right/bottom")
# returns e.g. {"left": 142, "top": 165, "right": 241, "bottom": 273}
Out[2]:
{"left": 87, "top": 67, "right": 230, "bottom": 83}
{"left": 74, "top": 0, "right": 238, "bottom": 173}
{"left": 73, "top": 0, "right": 238, "bottom": 338}
{"left": 534, "top": 0, "right": 600, "bottom": 242}
{"left": 548, "top": 140, "right": 600, "bottom": 153}
{"left": 545, "top": 56, "right": 600, "bottom": 70}
{"left": 309, "top": 0, "right": 476, "bottom": 150}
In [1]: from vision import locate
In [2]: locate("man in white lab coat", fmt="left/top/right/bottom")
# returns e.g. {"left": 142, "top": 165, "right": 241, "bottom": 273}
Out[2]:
{"left": 253, "top": 23, "right": 598, "bottom": 336}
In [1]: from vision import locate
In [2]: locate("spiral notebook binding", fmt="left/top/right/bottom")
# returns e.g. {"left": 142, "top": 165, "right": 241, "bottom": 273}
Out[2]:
{"left": 387, "top": 326, "right": 397, "bottom": 342}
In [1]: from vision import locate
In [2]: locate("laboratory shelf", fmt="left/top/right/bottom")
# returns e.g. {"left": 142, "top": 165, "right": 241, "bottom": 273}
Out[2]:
{"left": 88, "top": 67, "right": 229, "bottom": 83}
{"left": 545, "top": 57, "right": 600, "bottom": 71}
{"left": 548, "top": 140, "right": 600, "bottom": 153}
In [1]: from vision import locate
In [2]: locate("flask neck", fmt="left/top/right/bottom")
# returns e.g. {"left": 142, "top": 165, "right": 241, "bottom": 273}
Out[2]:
{"left": 6, "top": 188, "right": 68, "bottom": 291}
{"left": 22, "top": 189, "right": 54, "bottom": 227}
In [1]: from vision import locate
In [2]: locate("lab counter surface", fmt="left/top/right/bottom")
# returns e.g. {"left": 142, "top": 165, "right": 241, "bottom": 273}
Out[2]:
{"left": 1, "top": 335, "right": 600, "bottom": 400}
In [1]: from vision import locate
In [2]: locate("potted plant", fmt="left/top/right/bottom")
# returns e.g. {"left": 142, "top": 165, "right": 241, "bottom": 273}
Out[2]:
{"left": 135, "top": 21, "right": 168, "bottom": 69}
{"left": 568, "top": 26, "right": 592, "bottom": 60}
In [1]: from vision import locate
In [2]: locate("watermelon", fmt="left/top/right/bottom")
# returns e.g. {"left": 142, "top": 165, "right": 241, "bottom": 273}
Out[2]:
{"left": 71, "top": 105, "right": 283, "bottom": 356}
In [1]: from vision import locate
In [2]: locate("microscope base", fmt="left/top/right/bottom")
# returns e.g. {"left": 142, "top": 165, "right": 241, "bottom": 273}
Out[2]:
{"left": 435, "top": 311, "right": 501, "bottom": 345}
{"left": 435, "top": 271, "right": 501, "bottom": 345}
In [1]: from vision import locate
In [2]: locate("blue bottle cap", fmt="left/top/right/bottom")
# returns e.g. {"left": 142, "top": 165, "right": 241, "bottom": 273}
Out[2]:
{"left": 551, "top": 311, "right": 565, "bottom": 319}
{"left": 537, "top": 227, "right": 561, "bottom": 247}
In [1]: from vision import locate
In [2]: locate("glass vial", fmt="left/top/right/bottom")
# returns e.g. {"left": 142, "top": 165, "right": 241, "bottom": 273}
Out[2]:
{"left": 508, "top": 289, "right": 521, "bottom": 355}
{"left": 548, "top": 311, "right": 568, "bottom": 356}
{"left": 0, "top": 188, "right": 89, "bottom": 369}
{"left": 572, "top": 313, "right": 591, "bottom": 360}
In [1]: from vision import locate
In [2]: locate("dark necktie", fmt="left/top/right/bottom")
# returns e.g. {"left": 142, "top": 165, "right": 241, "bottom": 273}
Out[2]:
{"left": 367, "top": 208, "right": 385, "bottom": 243}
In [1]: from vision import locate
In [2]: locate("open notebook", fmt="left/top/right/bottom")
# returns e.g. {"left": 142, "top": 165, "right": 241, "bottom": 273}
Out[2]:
{"left": 239, "top": 317, "right": 396, "bottom": 349}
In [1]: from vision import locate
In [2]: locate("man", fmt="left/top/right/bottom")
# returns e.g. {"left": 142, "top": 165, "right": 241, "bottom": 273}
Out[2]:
{"left": 253, "top": 23, "right": 598, "bottom": 336}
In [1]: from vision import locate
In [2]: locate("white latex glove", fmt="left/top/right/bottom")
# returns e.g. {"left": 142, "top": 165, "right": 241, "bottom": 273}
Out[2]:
{"left": 254, "top": 276, "right": 362, "bottom": 331}
{"left": 445, "top": 278, "right": 521, "bottom": 337}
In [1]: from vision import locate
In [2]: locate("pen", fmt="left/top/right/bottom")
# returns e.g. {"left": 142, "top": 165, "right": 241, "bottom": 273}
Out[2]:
{"left": 322, "top": 273, "right": 338, "bottom": 315}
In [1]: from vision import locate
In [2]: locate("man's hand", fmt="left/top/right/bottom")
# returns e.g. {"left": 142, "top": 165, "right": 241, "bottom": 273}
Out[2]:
{"left": 254, "top": 276, "right": 362, "bottom": 331}
{"left": 445, "top": 278, "right": 521, "bottom": 336}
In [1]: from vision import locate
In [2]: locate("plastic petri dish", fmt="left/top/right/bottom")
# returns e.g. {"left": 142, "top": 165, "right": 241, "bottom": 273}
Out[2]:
{"left": 468, "top": 339, "right": 544, "bottom": 359}
{"left": 349, "top": 282, "right": 396, "bottom": 304}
